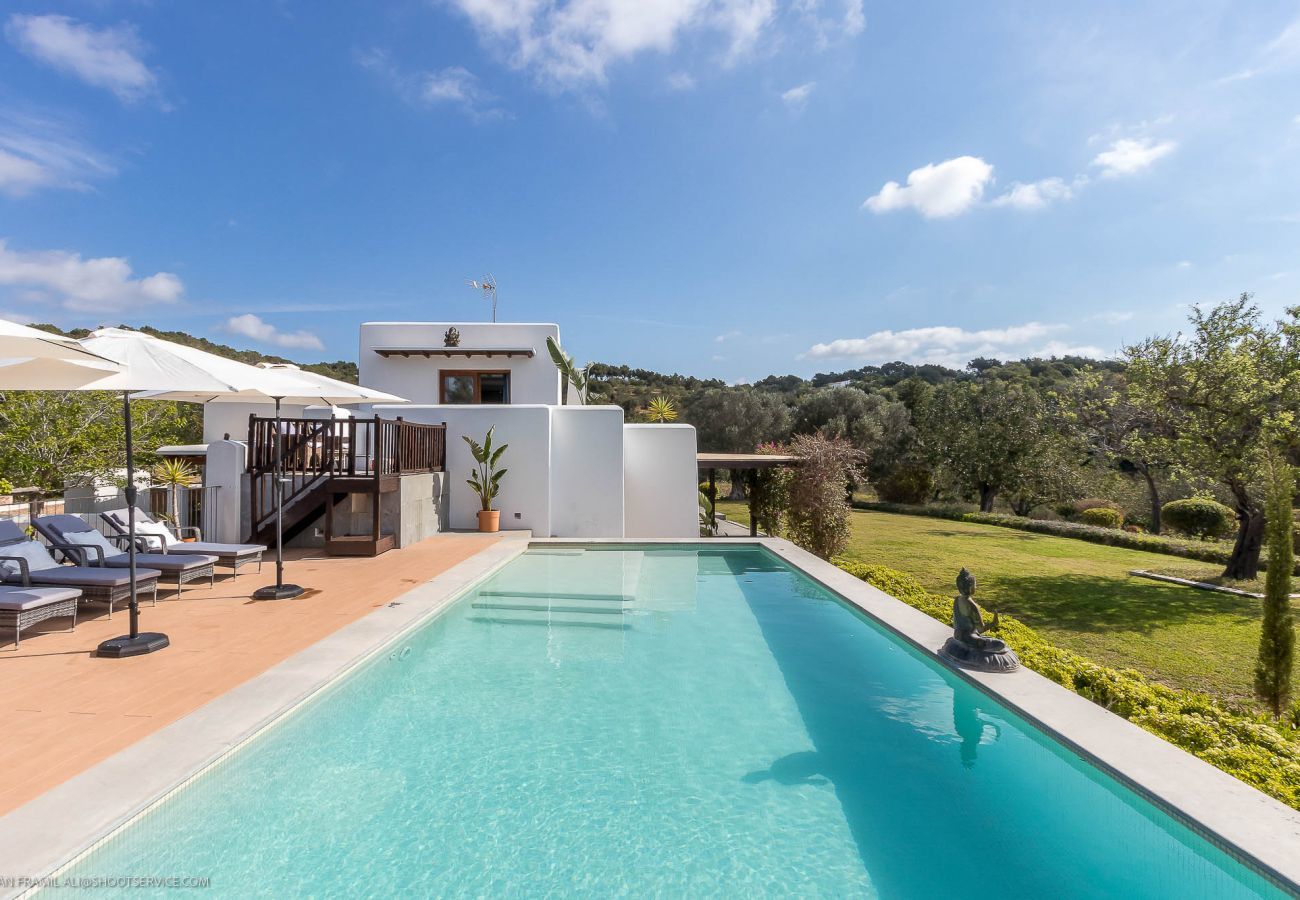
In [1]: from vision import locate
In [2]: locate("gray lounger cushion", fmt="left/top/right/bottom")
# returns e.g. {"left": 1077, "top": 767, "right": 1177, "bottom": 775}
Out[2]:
{"left": 23, "top": 566, "right": 161, "bottom": 588}
{"left": 177, "top": 542, "right": 263, "bottom": 558}
{"left": 0, "top": 586, "right": 82, "bottom": 611}
{"left": 103, "top": 552, "right": 218, "bottom": 573}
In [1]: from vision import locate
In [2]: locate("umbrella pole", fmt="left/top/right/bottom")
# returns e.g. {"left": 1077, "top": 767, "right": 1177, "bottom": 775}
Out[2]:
{"left": 97, "top": 391, "right": 170, "bottom": 658}
{"left": 254, "top": 397, "right": 304, "bottom": 600}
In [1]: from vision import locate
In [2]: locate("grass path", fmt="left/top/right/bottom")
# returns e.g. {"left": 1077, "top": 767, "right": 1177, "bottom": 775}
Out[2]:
{"left": 718, "top": 502, "right": 1299, "bottom": 704}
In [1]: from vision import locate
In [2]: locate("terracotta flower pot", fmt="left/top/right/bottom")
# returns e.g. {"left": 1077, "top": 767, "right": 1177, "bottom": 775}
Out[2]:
{"left": 478, "top": 510, "right": 501, "bottom": 533}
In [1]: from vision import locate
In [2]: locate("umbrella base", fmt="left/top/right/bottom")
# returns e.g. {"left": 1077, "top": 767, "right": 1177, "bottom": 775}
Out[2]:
{"left": 253, "top": 583, "right": 305, "bottom": 601}
{"left": 97, "top": 632, "right": 170, "bottom": 658}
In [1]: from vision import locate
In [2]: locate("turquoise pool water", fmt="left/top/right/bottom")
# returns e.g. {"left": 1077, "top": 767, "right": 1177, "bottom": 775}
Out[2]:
{"left": 56, "top": 547, "right": 1286, "bottom": 898}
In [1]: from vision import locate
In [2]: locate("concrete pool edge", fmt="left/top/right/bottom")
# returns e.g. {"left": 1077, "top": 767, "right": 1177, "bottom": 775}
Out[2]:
{"left": 743, "top": 537, "right": 1300, "bottom": 894}
{"left": 0, "top": 533, "right": 531, "bottom": 896}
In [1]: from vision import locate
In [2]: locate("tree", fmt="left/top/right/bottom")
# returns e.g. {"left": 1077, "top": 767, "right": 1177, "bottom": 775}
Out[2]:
{"left": 0, "top": 392, "right": 200, "bottom": 493}
{"left": 915, "top": 380, "right": 1047, "bottom": 512}
{"left": 1059, "top": 370, "right": 1177, "bottom": 533}
{"left": 791, "top": 387, "right": 914, "bottom": 475}
{"left": 1255, "top": 453, "right": 1295, "bottom": 717}
{"left": 785, "top": 433, "right": 864, "bottom": 560}
{"left": 1125, "top": 297, "right": 1300, "bottom": 579}
{"left": 685, "top": 388, "right": 792, "bottom": 500}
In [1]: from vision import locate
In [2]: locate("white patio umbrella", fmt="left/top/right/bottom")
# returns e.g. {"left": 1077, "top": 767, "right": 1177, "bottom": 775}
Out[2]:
{"left": 131, "top": 356, "right": 406, "bottom": 600}
{"left": 73, "top": 327, "right": 383, "bottom": 655}
{"left": 0, "top": 320, "right": 120, "bottom": 389}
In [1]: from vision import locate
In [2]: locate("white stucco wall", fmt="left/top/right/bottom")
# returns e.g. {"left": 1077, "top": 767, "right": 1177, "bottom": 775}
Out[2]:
{"left": 203, "top": 401, "right": 311, "bottom": 444}
{"left": 623, "top": 424, "right": 700, "bottom": 538}
{"left": 359, "top": 322, "right": 564, "bottom": 406}
{"left": 550, "top": 406, "right": 625, "bottom": 538}
{"left": 379, "top": 404, "right": 552, "bottom": 534}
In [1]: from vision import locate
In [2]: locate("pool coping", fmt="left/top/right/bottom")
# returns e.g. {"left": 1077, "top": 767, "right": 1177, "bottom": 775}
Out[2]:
{"left": 0, "top": 533, "right": 532, "bottom": 897}
{"left": 1, "top": 534, "right": 1297, "bottom": 895}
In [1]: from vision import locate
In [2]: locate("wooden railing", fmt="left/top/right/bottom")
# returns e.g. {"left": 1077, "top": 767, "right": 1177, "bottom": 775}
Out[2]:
{"left": 247, "top": 415, "right": 446, "bottom": 533}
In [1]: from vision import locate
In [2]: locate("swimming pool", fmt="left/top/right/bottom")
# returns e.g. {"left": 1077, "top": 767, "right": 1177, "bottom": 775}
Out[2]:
{"left": 56, "top": 546, "right": 1288, "bottom": 897}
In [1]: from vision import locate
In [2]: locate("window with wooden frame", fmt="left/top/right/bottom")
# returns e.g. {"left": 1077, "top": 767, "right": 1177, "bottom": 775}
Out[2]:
{"left": 439, "top": 370, "right": 511, "bottom": 404}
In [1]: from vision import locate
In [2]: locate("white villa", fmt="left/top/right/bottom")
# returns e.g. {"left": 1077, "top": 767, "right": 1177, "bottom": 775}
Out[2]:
{"left": 198, "top": 321, "right": 700, "bottom": 551}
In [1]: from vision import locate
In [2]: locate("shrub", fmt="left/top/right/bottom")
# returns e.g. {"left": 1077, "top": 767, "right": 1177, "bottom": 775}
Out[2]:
{"left": 1077, "top": 507, "right": 1124, "bottom": 529}
{"left": 1162, "top": 498, "right": 1236, "bottom": 540}
{"left": 874, "top": 464, "right": 933, "bottom": 505}
{"left": 835, "top": 560, "right": 1300, "bottom": 809}
{"left": 1073, "top": 497, "right": 1122, "bottom": 515}
{"left": 785, "top": 433, "right": 864, "bottom": 560}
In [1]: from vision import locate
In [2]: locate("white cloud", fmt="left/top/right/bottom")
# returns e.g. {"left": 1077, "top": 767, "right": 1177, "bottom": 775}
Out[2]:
{"left": 358, "top": 50, "right": 501, "bottom": 119}
{"left": 804, "top": 322, "right": 1086, "bottom": 367}
{"left": 780, "top": 81, "right": 815, "bottom": 109}
{"left": 0, "top": 240, "right": 181, "bottom": 313}
{"left": 0, "top": 110, "right": 115, "bottom": 197}
{"left": 1088, "top": 311, "right": 1134, "bottom": 325}
{"left": 1091, "top": 138, "right": 1176, "bottom": 177}
{"left": 863, "top": 156, "right": 994, "bottom": 219}
{"left": 991, "top": 176, "right": 1076, "bottom": 210}
{"left": 445, "top": 0, "right": 780, "bottom": 88}
{"left": 5, "top": 14, "right": 160, "bottom": 104}
{"left": 1221, "top": 15, "right": 1300, "bottom": 82}
{"left": 797, "top": 0, "right": 864, "bottom": 47}
{"left": 1177, "top": 259, "right": 1193, "bottom": 268}
{"left": 666, "top": 71, "right": 696, "bottom": 91}
{"left": 715, "top": 329, "right": 742, "bottom": 342}
{"left": 223, "top": 314, "right": 324, "bottom": 351}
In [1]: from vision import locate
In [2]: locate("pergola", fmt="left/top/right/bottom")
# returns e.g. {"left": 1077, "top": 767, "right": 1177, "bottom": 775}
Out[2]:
{"left": 697, "top": 452, "right": 802, "bottom": 537}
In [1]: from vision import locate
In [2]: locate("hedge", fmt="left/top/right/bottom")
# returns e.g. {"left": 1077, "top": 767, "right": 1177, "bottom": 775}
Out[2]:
{"left": 853, "top": 500, "right": 1300, "bottom": 572}
{"left": 835, "top": 560, "right": 1300, "bottom": 810}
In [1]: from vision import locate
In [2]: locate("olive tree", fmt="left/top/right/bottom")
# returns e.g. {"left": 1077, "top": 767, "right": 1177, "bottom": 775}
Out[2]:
{"left": 685, "top": 388, "right": 792, "bottom": 499}
{"left": 915, "top": 380, "right": 1047, "bottom": 512}
{"left": 1125, "top": 297, "right": 1300, "bottom": 579}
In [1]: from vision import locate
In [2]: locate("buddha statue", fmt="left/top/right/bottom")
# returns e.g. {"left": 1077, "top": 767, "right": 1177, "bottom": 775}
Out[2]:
{"left": 939, "top": 568, "right": 1020, "bottom": 672}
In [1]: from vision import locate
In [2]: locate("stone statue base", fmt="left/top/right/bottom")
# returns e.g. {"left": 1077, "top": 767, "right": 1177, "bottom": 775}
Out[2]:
{"left": 939, "top": 637, "right": 1021, "bottom": 673}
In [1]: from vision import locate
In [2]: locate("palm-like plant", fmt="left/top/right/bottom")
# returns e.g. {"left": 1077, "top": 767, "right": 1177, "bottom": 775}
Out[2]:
{"left": 646, "top": 396, "right": 677, "bottom": 423}
{"left": 151, "top": 458, "right": 197, "bottom": 529}
{"left": 464, "top": 426, "right": 508, "bottom": 511}
{"left": 546, "top": 336, "right": 590, "bottom": 405}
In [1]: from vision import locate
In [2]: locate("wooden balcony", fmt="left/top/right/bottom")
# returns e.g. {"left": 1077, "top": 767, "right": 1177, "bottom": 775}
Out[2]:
{"left": 248, "top": 414, "right": 446, "bottom": 556}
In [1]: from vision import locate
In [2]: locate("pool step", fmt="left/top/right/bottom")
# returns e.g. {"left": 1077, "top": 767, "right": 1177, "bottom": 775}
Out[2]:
{"left": 472, "top": 602, "right": 625, "bottom": 616}
{"left": 476, "top": 589, "right": 632, "bottom": 604}
{"left": 467, "top": 594, "right": 629, "bottom": 630}
{"left": 468, "top": 609, "right": 627, "bottom": 630}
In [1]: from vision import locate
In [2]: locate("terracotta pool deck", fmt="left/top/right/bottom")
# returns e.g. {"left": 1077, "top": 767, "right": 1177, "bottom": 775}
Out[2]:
{"left": 0, "top": 533, "right": 503, "bottom": 817}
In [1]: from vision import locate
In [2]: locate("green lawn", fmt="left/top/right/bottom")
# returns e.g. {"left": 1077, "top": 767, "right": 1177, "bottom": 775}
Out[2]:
{"left": 717, "top": 501, "right": 1299, "bottom": 704}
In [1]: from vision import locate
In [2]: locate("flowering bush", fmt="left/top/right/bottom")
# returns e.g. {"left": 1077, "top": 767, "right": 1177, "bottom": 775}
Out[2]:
{"left": 836, "top": 560, "right": 1300, "bottom": 809}
{"left": 785, "top": 433, "right": 863, "bottom": 560}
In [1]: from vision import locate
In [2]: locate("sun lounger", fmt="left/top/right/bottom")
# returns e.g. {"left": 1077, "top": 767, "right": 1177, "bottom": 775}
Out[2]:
{"left": 32, "top": 515, "right": 217, "bottom": 597}
{"left": 0, "top": 585, "right": 80, "bottom": 649}
{"left": 99, "top": 507, "right": 265, "bottom": 578}
{"left": 0, "top": 520, "right": 160, "bottom": 617}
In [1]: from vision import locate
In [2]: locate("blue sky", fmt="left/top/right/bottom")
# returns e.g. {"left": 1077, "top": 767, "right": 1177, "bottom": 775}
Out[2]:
{"left": 1, "top": 1, "right": 1299, "bottom": 381}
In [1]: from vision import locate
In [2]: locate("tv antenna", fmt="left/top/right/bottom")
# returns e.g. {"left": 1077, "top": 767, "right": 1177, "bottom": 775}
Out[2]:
{"left": 467, "top": 275, "right": 497, "bottom": 322}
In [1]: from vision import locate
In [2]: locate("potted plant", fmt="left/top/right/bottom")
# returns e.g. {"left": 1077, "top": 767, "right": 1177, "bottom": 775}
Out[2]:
{"left": 464, "top": 426, "right": 508, "bottom": 532}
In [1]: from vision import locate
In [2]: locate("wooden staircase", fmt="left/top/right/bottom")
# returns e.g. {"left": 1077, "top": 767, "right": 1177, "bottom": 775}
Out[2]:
{"left": 248, "top": 414, "right": 445, "bottom": 557}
